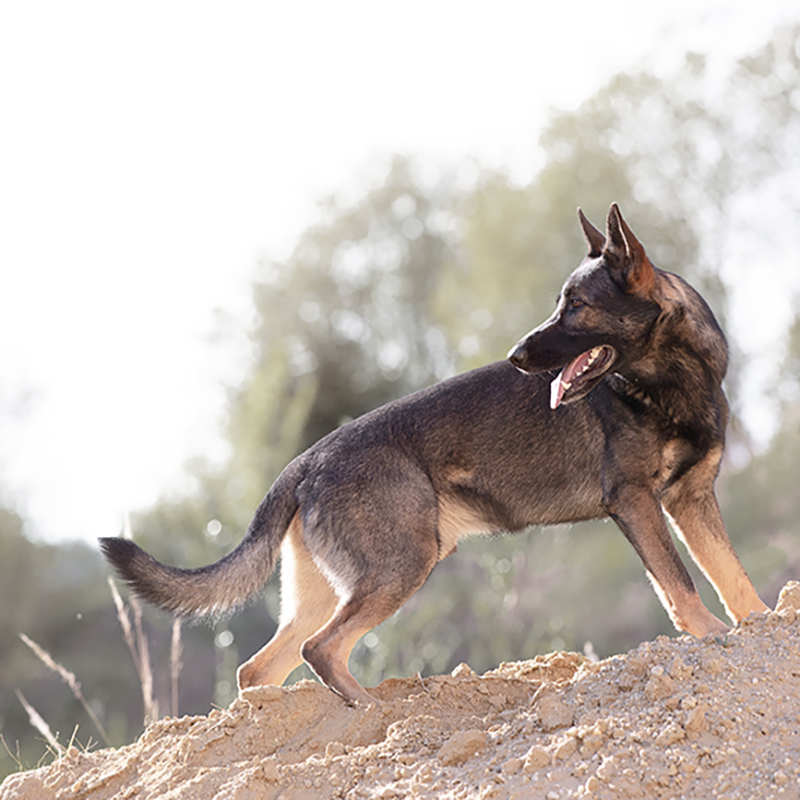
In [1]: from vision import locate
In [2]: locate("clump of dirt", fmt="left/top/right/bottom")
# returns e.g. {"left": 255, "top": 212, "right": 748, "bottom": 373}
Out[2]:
{"left": 4, "top": 582, "right": 800, "bottom": 800}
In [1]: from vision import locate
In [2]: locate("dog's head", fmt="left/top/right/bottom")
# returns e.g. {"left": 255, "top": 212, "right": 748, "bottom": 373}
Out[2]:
{"left": 508, "top": 204, "right": 662, "bottom": 409}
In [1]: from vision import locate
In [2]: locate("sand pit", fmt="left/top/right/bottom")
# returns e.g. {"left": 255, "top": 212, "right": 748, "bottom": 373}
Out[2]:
{"left": 3, "top": 582, "right": 800, "bottom": 800}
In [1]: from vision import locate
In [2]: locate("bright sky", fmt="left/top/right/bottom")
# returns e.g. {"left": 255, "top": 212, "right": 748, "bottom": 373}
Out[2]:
{"left": 1, "top": 0, "right": 797, "bottom": 544}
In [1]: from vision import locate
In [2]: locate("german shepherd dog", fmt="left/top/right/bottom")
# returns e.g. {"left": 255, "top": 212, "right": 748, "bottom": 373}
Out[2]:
{"left": 101, "top": 204, "right": 768, "bottom": 706}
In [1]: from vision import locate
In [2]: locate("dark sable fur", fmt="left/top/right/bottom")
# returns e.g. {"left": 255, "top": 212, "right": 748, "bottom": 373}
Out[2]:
{"left": 100, "top": 203, "right": 767, "bottom": 706}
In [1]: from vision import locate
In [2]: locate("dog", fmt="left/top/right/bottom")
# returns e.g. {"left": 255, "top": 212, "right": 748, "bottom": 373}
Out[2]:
{"left": 100, "top": 204, "right": 768, "bottom": 706}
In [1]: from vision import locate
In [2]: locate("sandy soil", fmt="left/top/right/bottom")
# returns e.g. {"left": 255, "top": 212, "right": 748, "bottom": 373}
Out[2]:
{"left": 3, "top": 582, "right": 800, "bottom": 800}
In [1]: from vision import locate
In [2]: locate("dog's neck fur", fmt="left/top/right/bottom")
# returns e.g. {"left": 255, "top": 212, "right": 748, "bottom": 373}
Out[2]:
{"left": 608, "top": 269, "right": 729, "bottom": 441}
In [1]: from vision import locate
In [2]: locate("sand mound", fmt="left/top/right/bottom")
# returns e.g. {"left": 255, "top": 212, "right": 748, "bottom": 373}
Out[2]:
{"left": 4, "top": 582, "right": 800, "bottom": 800}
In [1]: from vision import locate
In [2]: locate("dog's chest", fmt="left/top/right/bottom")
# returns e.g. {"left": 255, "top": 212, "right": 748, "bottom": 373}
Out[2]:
{"left": 656, "top": 438, "right": 698, "bottom": 490}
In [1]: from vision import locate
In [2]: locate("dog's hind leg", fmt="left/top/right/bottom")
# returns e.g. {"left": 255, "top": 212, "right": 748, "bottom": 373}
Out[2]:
{"left": 237, "top": 513, "right": 339, "bottom": 693}
{"left": 606, "top": 484, "right": 731, "bottom": 637}
{"left": 299, "top": 551, "right": 438, "bottom": 707}
{"left": 299, "top": 489, "right": 441, "bottom": 706}
{"left": 662, "top": 457, "right": 769, "bottom": 623}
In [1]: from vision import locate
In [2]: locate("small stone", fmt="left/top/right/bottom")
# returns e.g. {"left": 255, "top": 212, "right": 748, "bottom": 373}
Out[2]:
{"left": 655, "top": 723, "right": 685, "bottom": 747}
{"left": 326, "top": 741, "right": 346, "bottom": 758}
{"left": 438, "top": 729, "right": 486, "bottom": 766}
{"left": 596, "top": 755, "right": 617, "bottom": 781}
{"left": 523, "top": 745, "right": 551, "bottom": 772}
{"left": 626, "top": 654, "right": 649, "bottom": 675}
{"left": 502, "top": 757, "right": 524, "bottom": 775}
{"left": 644, "top": 672, "right": 675, "bottom": 701}
{"left": 668, "top": 656, "right": 693, "bottom": 680}
{"left": 664, "top": 696, "right": 681, "bottom": 711}
{"left": 775, "top": 582, "right": 800, "bottom": 613}
{"left": 684, "top": 703, "right": 708, "bottom": 732}
{"left": 580, "top": 732, "right": 604, "bottom": 758}
{"left": 779, "top": 607, "right": 796, "bottom": 625}
{"left": 554, "top": 737, "right": 578, "bottom": 760}
{"left": 451, "top": 662, "right": 476, "bottom": 678}
{"left": 260, "top": 759, "right": 281, "bottom": 782}
{"left": 536, "top": 691, "right": 574, "bottom": 731}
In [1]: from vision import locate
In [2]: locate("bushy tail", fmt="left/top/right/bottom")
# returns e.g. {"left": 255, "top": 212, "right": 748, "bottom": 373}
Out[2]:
{"left": 99, "top": 464, "right": 302, "bottom": 620}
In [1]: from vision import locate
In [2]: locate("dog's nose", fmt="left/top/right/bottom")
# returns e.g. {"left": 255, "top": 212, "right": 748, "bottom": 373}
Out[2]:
{"left": 507, "top": 343, "right": 528, "bottom": 369}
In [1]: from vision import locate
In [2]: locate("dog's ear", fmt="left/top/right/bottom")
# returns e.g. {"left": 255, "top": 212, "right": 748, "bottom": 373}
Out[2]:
{"left": 577, "top": 208, "right": 605, "bottom": 257}
{"left": 604, "top": 203, "right": 656, "bottom": 296}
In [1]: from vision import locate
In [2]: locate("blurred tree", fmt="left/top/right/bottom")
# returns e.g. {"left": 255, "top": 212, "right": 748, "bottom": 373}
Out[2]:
{"left": 229, "top": 156, "right": 461, "bottom": 510}
{"left": 721, "top": 312, "right": 800, "bottom": 600}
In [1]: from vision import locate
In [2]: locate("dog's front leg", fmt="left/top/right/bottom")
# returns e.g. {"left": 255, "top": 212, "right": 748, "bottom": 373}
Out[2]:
{"left": 604, "top": 483, "right": 730, "bottom": 637}
{"left": 662, "top": 469, "right": 769, "bottom": 624}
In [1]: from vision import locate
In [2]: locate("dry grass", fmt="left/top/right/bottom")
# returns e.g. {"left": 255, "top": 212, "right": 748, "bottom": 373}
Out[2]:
{"left": 14, "top": 689, "right": 63, "bottom": 757}
{"left": 18, "top": 634, "right": 111, "bottom": 747}
{"left": 170, "top": 618, "right": 183, "bottom": 718}
{"left": 108, "top": 577, "right": 160, "bottom": 726}
{"left": 16, "top": 527, "right": 184, "bottom": 767}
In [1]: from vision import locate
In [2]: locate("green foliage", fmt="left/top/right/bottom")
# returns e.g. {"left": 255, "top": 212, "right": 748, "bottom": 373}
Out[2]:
{"left": 242, "top": 155, "right": 461, "bottom": 450}
{"left": 719, "top": 313, "right": 800, "bottom": 604}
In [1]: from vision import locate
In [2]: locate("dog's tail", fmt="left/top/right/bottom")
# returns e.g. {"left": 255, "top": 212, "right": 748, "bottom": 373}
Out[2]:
{"left": 99, "top": 461, "right": 304, "bottom": 620}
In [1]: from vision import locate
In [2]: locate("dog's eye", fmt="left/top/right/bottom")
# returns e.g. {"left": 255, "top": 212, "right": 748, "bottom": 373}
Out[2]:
{"left": 570, "top": 298, "right": 584, "bottom": 309}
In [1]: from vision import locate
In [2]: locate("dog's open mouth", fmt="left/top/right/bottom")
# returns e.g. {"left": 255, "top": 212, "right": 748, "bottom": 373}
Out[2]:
{"left": 550, "top": 345, "right": 617, "bottom": 410}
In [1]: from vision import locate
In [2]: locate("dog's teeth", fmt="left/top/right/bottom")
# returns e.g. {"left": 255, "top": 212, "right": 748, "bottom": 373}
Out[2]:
{"left": 562, "top": 380, "right": 572, "bottom": 390}
{"left": 579, "top": 347, "right": 605, "bottom": 376}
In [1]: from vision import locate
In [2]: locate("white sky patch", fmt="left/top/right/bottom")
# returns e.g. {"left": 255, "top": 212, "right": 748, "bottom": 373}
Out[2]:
{"left": 0, "top": 0, "right": 798, "bottom": 542}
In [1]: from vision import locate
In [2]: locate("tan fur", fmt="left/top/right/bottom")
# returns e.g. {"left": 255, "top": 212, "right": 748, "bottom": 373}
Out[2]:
{"left": 237, "top": 514, "right": 339, "bottom": 691}
{"left": 436, "top": 496, "right": 491, "bottom": 560}
{"left": 662, "top": 447, "right": 769, "bottom": 623}
{"left": 298, "top": 529, "right": 439, "bottom": 705}
{"left": 300, "top": 599, "right": 395, "bottom": 706}
{"left": 657, "top": 440, "right": 693, "bottom": 486}
{"left": 648, "top": 576, "right": 730, "bottom": 637}
{"left": 659, "top": 271, "right": 694, "bottom": 307}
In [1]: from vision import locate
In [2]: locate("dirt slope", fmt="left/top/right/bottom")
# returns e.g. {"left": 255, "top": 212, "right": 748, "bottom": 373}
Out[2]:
{"left": 3, "top": 582, "right": 800, "bottom": 800}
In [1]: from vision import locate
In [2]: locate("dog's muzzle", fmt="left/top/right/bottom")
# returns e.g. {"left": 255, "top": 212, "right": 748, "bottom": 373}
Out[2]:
{"left": 507, "top": 342, "right": 529, "bottom": 371}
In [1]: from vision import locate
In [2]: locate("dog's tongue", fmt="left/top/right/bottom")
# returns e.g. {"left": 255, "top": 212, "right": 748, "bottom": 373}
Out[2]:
{"left": 550, "top": 369, "right": 569, "bottom": 410}
{"left": 550, "top": 350, "right": 594, "bottom": 410}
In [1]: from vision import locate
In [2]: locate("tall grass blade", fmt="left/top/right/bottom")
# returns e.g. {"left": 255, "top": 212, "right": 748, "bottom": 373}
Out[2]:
{"left": 15, "top": 690, "right": 63, "bottom": 757}
{"left": 108, "top": 576, "right": 140, "bottom": 674}
{"left": 170, "top": 619, "right": 182, "bottom": 718}
{"left": 19, "top": 633, "right": 111, "bottom": 746}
